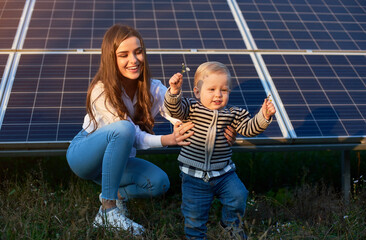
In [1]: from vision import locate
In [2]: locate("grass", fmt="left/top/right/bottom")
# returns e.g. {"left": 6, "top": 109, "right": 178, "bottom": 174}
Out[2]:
{"left": 0, "top": 151, "right": 365, "bottom": 239}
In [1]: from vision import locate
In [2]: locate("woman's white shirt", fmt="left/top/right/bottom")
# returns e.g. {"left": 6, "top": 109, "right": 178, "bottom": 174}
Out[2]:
{"left": 82, "top": 79, "right": 178, "bottom": 157}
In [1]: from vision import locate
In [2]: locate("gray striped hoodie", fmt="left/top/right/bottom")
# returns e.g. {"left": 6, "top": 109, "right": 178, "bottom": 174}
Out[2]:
{"left": 164, "top": 89, "right": 271, "bottom": 172}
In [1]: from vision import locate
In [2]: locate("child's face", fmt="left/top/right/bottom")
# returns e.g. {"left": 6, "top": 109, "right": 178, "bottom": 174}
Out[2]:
{"left": 194, "top": 73, "right": 230, "bottom": 110}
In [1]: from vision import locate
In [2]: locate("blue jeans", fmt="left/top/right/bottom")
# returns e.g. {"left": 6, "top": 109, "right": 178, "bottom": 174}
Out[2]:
{"left": 66, "top": 120, "right": 170, "bottom": 200}
{"left": 181, "top": 171, "right": 248, "bottom": 240}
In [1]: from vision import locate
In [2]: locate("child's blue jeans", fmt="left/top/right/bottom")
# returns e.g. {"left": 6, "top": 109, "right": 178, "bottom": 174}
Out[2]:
{"left": 66, "top": 120, "right": 170, "bottom": 201}
{"left": 181, "top": 171, "right": 248, "bottom": 239}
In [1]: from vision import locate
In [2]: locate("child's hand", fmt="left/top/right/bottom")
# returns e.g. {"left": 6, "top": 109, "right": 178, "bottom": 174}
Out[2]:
{"left": 262, "top": 97, "right": 276, "bottom": 120}
{"left": 169, "top": 73, "right": 183, "bottom": 95}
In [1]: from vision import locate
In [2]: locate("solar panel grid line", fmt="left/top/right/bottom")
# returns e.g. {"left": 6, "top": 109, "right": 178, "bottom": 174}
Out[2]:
{"left": 14, "top": 0, "right": 37, "bottom": 50}
{"left": 207, "top": 0, "right": 228, "bottom": 49}
{"left": 0, "top": 52, "right": 20, "bottom": 131}
{"left": 261, "top": 52, "right": 366, "bottom": 139}
{"left": 257, "top": 1, "right": 296, "bottom": 50}
{"left": 321, "top": 54, "right": 366, "bottom": 129}
{"left": 315, "top": 0, "right": 359, "bottom": 50}
{"left": 21, "top": 0, "right": 247, "bottom": 50}
{"left": 168, "top": 0, "right": 184, "bottom": 49}
{"left": 65, "top": 0, "right": 76, "bottom": 50}
{"left": 0, "top": 0, "right": 27, "bottom": 50}
{"left": 251, "top": 52, "right": 294, "bottom": 139}
{"left": 237, "top": 0, "right": 366, "bottom": 51}
{"left": 286, "top": 53, "right": 342, "bottom": 137}
{"left": 0, "top": 54, "right": 14, "bottom": 116}
{"left": 186, "top": 1, "right": 206, "bottom": 50}
{"left": 7, "top": 0, "right": 28, "bottom": 50}
{"left": 290, "top": 0, "right": 341, "bottom": 50}
{"left": 150, "top": 0, "right": 163, "bottom": 49}
{"left": 0, "top": 53, "right": 12, "bottom": 87}
{"left": 0, "top": 52, "right": 284, "bottom": 143}
{"left": 227, "top": 0, "right": 256, "bottom": 50}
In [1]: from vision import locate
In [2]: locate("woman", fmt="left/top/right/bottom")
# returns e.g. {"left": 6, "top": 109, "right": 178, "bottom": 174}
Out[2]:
{"left": 66, "top": 24, "right": 236, "bottom": 236}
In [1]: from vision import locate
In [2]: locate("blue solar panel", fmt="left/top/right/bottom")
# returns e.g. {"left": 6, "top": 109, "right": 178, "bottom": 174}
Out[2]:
{"left": 23, "top": 0, "right": 246, "bottom": 50}
{"left": 263, "top": 54, "right": 366, "bottom": 138}
{"left": 0, "top": 0, "right": 26, "bottom": 49}
{"left": 0, "top": 54, "right": 11, "bottom": 105}
{"left": 238, "top": 0, "right": 366, "bottom": 50}
{"left": 0, "top": 0, "right": 365, "bottom": 150}
{"left": 0, "top": 54, "right": 8, "bottom": 81}
{"left": 0, "top": 53, "right": 283, "bottom": 142}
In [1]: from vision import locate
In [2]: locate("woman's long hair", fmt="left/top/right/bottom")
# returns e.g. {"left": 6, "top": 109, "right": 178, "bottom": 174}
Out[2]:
{"left": 86, "top": 24, "right": 154, "bottom": 133}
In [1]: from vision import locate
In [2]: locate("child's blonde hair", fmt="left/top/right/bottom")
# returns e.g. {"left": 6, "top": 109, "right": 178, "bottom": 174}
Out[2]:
{"left": 194, "top": 61, "right": 232, "bottom": 89}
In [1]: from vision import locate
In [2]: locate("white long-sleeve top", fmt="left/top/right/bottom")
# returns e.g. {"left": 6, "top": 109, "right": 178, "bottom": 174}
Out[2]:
{"left": 82, "top": 79, "right": 178, "bottom": 157}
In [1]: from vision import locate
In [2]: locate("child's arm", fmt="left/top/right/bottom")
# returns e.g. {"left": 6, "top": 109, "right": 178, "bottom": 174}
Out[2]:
{"left": 169, "top": 72, "right": 183, "bottom": 95}
{"left": 234, "top": 97, "right": 276, "bottom": 137}
{"left": 164, "top": 72, "right": 191, "bottom": 120}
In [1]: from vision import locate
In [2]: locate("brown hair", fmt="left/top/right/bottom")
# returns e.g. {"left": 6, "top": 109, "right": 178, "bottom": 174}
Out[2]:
{"left": 86, "top": 24, "right": 154, "bottom": 133}
{"left": 194, "top": 61, "right": 232, "bottom": 89}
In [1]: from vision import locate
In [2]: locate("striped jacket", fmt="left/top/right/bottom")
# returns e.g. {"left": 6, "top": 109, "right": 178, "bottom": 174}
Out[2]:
{"left": 164, "top": 90, "right": 271, "bottom": 172}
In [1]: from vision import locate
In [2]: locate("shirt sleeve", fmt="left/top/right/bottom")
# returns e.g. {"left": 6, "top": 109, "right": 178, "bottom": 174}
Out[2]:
{"left": 90, "top": 82, "right": 121, "bottom": 126}
{"left": 127, "top": 117, "right": 163, "bottom": 149}
{"left": 152, "top": 80, "right": 181, "bottom": 125}
{"left": 91, "top": 82, "right": 163, "bottom": 149}
{"left": 164, "top": 87, "right": 191, "bottom": 120}
{"left": 232, "top": 107, "right": 271, "bottom": 137}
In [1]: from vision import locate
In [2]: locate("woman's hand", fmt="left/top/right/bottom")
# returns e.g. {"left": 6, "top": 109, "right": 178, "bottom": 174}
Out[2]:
{"left": 173, "top": 121, "right": 194, "bottom": 146}
{"left": 161, "top": 121, "right": 194, "bottom": 146}
{"left": 224, "top": 125, "right": 237, "bottom": 146}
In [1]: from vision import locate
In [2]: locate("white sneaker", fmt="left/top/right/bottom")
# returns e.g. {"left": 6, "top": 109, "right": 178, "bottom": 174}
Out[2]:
{"left": 93, "top": 206, "right": 144, "bottom": 235}
{"left": 99, "top": 193, "right": 128, "bottom": 216}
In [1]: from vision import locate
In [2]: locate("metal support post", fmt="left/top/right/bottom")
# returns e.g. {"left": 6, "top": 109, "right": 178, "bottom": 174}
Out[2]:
{"left": 341, "top": 150, "right": 351, "bottom": 205}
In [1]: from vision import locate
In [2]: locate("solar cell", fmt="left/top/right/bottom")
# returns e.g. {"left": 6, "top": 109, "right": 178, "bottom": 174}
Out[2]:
{"left": 0, "top": 54, "right": 9, "bottom": 83}
{"left": 23, "top": 0, "right": 246, "bottom": 50}
{"left": 237, "top": 0, "right": 366, "bottom": 50}
{"left": 0, "top": 0, "right": 26, "bottom": 49}
{"left": 262, "top": 54, "right": 366, "bottom": 138}
{"left": 0, "top": 53, "right": 282, "bottom": 143}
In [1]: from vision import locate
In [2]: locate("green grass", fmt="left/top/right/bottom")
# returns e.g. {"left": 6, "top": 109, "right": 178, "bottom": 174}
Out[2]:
{"left": 0, "top": 151, "right": 365, "bottom": 239}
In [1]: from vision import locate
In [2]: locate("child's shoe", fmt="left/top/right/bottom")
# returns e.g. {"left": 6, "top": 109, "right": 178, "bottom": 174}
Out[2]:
{"left": 220, "top": 220, "right": 247, "bottom": 240}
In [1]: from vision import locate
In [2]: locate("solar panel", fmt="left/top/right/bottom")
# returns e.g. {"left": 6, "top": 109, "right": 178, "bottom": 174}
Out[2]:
{"left": 237, "top": 0, "right": 366, "bottom": 50}
{"left": 0, "top": 52, "right": 283, "bottom": 143}
{"left": 262, "top": 54, "right": 366, "bottom": 138}
{"left": 0, "top": 0, "right": 365, "bottom": 154}
{"left": 0, "top": 54, "right": 9, "bottom": 82}
{"left": 23, "top": 0, "right": 246, "bottom": 50}
{"left": 0, "top": 53, "right": 11, "bottom": 106}
{"left": 0, "top": 0, "right": 26, "bottom": 49}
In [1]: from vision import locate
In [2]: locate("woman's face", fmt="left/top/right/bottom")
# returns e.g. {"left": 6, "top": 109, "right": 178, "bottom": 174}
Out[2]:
{"left": 115, "top": 36, "right": 144, "bottom": 80}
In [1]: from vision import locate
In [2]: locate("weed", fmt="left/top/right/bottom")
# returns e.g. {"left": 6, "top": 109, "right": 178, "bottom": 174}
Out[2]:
{"left": 0, "top": 152, "right": 365, "bottom": 239}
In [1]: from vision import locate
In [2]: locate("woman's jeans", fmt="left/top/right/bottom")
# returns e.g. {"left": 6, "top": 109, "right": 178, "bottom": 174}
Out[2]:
{"left": 66, "top": 120, "right": 170, "bottom": 200}
{"left": 181, "top": 171, "right": 248, "bottom": 239}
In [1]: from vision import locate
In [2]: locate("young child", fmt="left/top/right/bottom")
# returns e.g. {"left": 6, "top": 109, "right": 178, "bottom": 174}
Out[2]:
{"left": 164, "top": 61, "right": 276, "bottom": 239}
